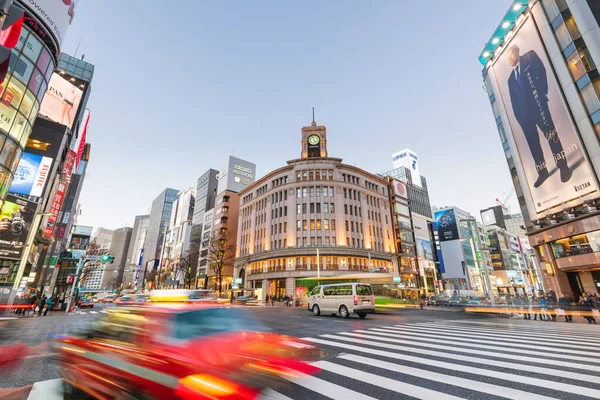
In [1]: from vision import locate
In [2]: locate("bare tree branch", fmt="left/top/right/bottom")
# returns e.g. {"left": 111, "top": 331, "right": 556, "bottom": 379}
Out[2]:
{"left": 207, "top": 230, "right": 235, "bottom": 294}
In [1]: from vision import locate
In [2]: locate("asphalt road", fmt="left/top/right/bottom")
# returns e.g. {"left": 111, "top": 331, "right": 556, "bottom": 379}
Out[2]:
{"left": 1, "top": 304, "right": 599, "bottom": 400}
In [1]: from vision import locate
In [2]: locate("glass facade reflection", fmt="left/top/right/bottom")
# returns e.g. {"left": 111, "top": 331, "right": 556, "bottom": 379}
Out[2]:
{"left": 0, "top": 25, "right": 55, "bottom": 197}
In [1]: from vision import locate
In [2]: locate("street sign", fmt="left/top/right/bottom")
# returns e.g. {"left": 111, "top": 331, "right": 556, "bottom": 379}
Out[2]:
{"left": 393, "top": 276, "right": 401, "bottom": 283}
{"left": 234, "top": 278, "right": 242, "bottom": 284}
{"left": 86, "top": 255, "right": 102, "bottom": 261}
{"left": 232, "top": 284, "right": 239, "bottom": 289}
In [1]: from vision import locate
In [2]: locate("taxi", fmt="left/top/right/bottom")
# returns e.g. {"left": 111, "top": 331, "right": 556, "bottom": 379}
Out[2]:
{"left": 54, "top": 304, "right": 321, "bottom": 399}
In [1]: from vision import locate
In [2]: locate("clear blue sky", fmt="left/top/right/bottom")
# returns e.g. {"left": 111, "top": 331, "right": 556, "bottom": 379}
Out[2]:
{"left": 59, "top": 1, "right": 517, "bottom": 230}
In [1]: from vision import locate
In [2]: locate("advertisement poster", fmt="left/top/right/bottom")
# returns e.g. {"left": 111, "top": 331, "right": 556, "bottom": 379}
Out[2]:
{"left": 61, "top": 150, "right": 76, "bottom": 185}
{"left": 434, "top": 209, "right": 459, "bottom": 242}
{"left": 38, "top": 73, "right": 83, "bottom": 129}
{"left": 491, "top": 17, "right": 598, "bottom": 215}
{"left": 75, "top": 111, "right": 89, "bottom": 167}
{"left": 0, "top": 195, "right": 36, "bottom": 260}
{"left": 20, "top": 0, "right": 76, "bottom": 46}
{"left": 392, "top": 179, "right": 407, "bottom": 198}
{"left": 416, "top": 238, "right": 434, "bottom": 262}
{"left": 9, "top": 152, "right": 53, "bottom": 197}
{"left": 44, "top": 182, "right": 67, "bottom": 238}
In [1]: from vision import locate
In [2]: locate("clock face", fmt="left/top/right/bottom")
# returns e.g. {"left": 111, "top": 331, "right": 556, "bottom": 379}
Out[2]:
{"left": 308, "top": 135, "right": 320, "bottom": 145}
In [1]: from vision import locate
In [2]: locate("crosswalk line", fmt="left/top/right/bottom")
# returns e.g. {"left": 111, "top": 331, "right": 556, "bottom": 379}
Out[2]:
{"left": 399, "top": 323, "right": 600, "bottom": 346}
{"left": 285, "top": 372, "right": 377, "bottom": 400}
{"left": 330, "top": 332, "right": 600, "bottom": 371}
{"left": 414, "top": 321, "right": 600, "bottom": 337}
{"left": 449, "top": 320, "right": 600, "bottom": 330}
{"left": 305, "top": 337, "right": 600, "bottom": 397}
{"left": 27, "top": 379, "right": 62, "bottom": 400}
{"left": 259, "top": 388, "right": 294, "bottom": 400}
{"left": 336, "top": 353, "right": 555, "bottom": 400}
{"left": 100, "top": 310, "right": 108, "bottom": 313}
{"left": 314, "top": 360, "right": 464, "bottom": 400}
{"left": 376, "top": 325, "right": 600, "bottom": 350}
{"left": 365, "top": 328, "right": 596, "bottom": 358}
{"left": 90, "top": 311, "right": 97, "bottom": 314}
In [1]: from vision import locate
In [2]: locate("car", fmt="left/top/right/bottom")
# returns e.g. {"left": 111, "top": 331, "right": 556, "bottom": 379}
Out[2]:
{"left": 308, "top": 282, "right": 375, "bottom": 319}
{"left": 104, "top": 295, "right": 116, "bottom": 303}
{"left": 77, "top": 298, "right": 94, "bottom": 308}
{"left": 448, "top": 296, "right": 469, "bottom": 306}
{"left": 54, "top": 304, "right": 321, "bottom": 399}
{"left": 426, "top": 295, "right": 450, "bottom": 306}
{"left": 115, "top": 295, "right": 135, "bottom": 306}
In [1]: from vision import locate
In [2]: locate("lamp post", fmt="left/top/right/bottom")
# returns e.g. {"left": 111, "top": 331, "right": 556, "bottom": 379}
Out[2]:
{"left": 316, "top": 248, "right": 320, "bottom": 278}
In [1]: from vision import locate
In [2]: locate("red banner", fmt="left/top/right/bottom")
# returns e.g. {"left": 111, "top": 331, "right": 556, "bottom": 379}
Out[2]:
{"left": 76, "top": 110, "right": 90, "bottom": 168}
{"left": 61, "top": 150, "right": 76, "bottom": 185}
{"left": 44, "top": 181, "right": 67, "bottom": 238}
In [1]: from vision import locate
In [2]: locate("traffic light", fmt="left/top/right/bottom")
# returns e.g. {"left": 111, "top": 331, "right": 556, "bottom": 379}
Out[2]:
{"left": 0, "top": 1, "right": 23, "bottom": 85}
{"left": 101, "top": 255, "right": 115, "bottom": 264}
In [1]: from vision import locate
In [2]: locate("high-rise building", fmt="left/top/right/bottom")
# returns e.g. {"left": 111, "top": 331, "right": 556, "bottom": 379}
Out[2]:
{"left": 91, "top": 228, "right": 114, "bottom": 252}
{"left": 123, "top": 215, "right": 150, "bottom": 290}
{"left": 191, "top": 169, "right": 218, "bottom": 241}
{"left": 163, "top": 188, "right": 195, "bottom": 286}
{"left": 480, "top": 0, "right": 600, "bottom": 297}
{"left": 140, "top": 188, "right": 179, "bottom": 288}
{"left": 234, "top": 119, "right": 399, "bottom": 300}
{"left": 100, "top": 227, "right": 132, "bottom": 290}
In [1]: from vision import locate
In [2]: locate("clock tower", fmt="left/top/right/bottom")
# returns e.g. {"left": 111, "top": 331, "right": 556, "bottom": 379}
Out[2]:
{"left": 301, "top": 110, "right": 327, "bottom": 159}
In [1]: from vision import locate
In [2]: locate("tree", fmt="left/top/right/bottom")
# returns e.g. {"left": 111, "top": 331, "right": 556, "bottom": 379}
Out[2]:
{"left": 174, "top": 236, "right": 201, "bottom": 289}
{"left": 207, "top": 230, "right": 235, "bottom": 294}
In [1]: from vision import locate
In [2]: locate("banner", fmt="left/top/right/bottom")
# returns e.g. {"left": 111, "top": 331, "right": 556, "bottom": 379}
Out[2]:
{"left": 44, "top": 181, "right": 67, "bottom": 238}
{"left": 0, "top": 195, "right": 36, "bottom": 259}
{"left": 38, "top": 73, "right": 83, "bottom": 129}
{"left": 434, "top": 209, "right": 459, "bottom": 242}
{"left": 61, "top": 150, "right": 76, "bottom": 185}
{"left": 9, "top": 153, "right": 53, "bottom": 197}
{"left": 75, "top": 110, "right": 89, "bottom": 168}
{"left": 490, "top": 17, "right": 598, "bottom": 215}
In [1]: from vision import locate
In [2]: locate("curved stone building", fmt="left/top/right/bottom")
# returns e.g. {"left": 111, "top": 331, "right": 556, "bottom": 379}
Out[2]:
{"left": 234, "top": 120, "right": 399, "bottom": 299}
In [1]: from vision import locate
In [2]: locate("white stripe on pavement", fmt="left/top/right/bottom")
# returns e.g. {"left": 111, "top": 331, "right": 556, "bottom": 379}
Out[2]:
{"left": 26, "top": 379, "right": 62, "bottom": 400}
{"left": 446, "top": 320, "right": 600, "bottom": 331}
{"left": 336, "top": 353, "right": 556, "bottom": 400}
{"left": 366, "top": 328, "right": 595, "bottom": 357}
{"left": 305, "top": 337, "right": 600, "bottom": 398}
{"left": 285, "top": 373, "right": 377, "bottom": 400}
{"left": 90, "top": 311, "right": 97, "bottom": 314}
{"left": 413, "top": 321, "right": 600, "bottom": 338}
{"left": 314, "top": 360, "right": 465, "bottom": 400}
{"left": 397, "top": 324, "right": 600, "bottom": 347}
{"left": 332, "top": 332, "right": 600, "bottom": 370}
{"left": 376, "top": 325, "right": 600, "bottom": 351}
{"left": 100, "top": 310, "right": 108, "bottom": 313}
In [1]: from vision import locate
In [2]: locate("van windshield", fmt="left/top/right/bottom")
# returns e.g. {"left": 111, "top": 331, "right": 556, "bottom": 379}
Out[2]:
{"left": 356, "top": 285, "right": 373, "bottom": 296}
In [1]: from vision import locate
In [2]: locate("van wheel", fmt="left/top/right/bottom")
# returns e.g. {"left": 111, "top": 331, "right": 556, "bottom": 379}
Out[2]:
{"left": 312, "top": 305, "right": 320, "bottom": 316}
{"left": 339, "top": 305, "right": 350, "bottom": 319}
{"left": 357, "top": 312, "right": 367, "bottom": 319}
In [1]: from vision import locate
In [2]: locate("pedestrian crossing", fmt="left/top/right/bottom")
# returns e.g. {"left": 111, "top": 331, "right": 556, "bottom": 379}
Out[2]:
{"left": 22, "top": 319, "right": 600, "bottom": 399}
{"left": 264, "top": 319, "right": 600, "bottom": 400}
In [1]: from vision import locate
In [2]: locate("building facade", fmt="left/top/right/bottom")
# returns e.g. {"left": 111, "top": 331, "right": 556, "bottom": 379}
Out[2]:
{"left": 123, "top": 215, "right": 149, "bottom": 290}
{"left": 481, "top": 0, "right": 600, "bottom": 297}
{"left": 234, "top": 121, "right": 397, "bottom": 300}
{"left": 100, "top": 227, "right": 132, "bottom": 290}
{"left": 163, "top": 188, "right": 195, "bottom": 285}
{"left": 191, "top": 169, "right": 218, "bottom": 241}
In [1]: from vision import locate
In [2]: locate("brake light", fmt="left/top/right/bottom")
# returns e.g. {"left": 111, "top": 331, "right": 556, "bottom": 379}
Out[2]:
{"left": 175, "top": 374, "right": 259, "bottom": 400}
{"left": 354, "top": 295, "right": 358, "bottom": 306}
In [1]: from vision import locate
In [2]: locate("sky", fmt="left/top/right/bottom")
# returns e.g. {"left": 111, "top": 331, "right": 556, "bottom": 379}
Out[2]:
{"left": 58, "top": 0, "right": 518, "bottom": 230}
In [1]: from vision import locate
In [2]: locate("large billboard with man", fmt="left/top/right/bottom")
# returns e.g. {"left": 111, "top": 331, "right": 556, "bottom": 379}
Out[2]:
{"left": 490, "top": 17, "right": 598, "bottom": 215}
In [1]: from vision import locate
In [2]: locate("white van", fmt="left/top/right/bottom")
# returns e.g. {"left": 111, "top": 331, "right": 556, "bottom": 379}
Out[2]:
{"left": 308, "top": 283, "right": 375, "bottom": 319}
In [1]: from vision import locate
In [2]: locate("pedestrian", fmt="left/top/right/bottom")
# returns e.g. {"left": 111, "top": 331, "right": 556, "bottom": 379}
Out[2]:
{"left": 583, "top": 294, "right": 597, "bottom": 324}
{"left": 558, "top": 294, "right": 573, "bottom": 323}
{"left": 37, "top": 296, "right": 46, "bottom": 316}
{"left": 546, "top": 290, "right": 558, "bottom": 321}
{"left": 43, "top": 297, "right": 53, "bottom": 316}
{"left": 539, "top": 296, "right": 550, "bottom": 321}
{"left": 521, "top": 294, "right": 531, "bottom": 320}
{"left": 271, "top": 295, "right": 275, "bottom": 306}
{"left": 531, "top": 296, "right": 540, "bottom": 321}
{"left": 265, "top": 294, "right": 269, "bottom": 305}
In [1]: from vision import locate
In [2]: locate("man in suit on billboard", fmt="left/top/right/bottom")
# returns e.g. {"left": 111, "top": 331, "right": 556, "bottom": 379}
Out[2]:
{"left": 507, "top": 45, "right": 572, "bottom": 188}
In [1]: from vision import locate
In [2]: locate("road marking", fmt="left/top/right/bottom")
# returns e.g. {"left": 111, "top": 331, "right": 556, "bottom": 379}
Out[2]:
{"left": 100, "top": 310, "right": 108, "bottom": 313}
{"left": 305, "top": 336, "right": 600, "bottom": 397}
{"left": 285, "top": 372, "right": 377, "bottom": 400}
{"left": 363, "top": 328, "right": 596, "bottom": 358}
{"left": 26, "top": 378, "right": 62, "bottom": 400}
{"left": 314, "top": 360, "right": 464, "bottom": 400}
{"left": 331, "top": 332, "right": 600, "bottom": 371}
{"left": 259, "top": 388, "right": 295, "bottom": 400}
{"left": 89, "top": 311, "right": 97, "bottom": 314}
{"left": 336, "top": 353, "right": 555, "bottom": 400}
{"left": 374, "top": 325, "right": 600, "bottom": 350}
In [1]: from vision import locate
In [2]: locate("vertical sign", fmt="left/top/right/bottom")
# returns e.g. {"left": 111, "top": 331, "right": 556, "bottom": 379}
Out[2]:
{"left": 44, "top": 181, "right": 66, "bottom": 237}
{"left": 61, "top": 150, "right": 76, "bottom": 185}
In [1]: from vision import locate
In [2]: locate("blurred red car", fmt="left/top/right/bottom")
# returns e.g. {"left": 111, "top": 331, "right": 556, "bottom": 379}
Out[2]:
{"left": 115, "top": 294, "right": 147, "bottom": 306}
{"left": 76, "top": 298, "right": 94, "bottom": 308}
{"left": 54, "top": 304, "right": 320, "bottom": 399}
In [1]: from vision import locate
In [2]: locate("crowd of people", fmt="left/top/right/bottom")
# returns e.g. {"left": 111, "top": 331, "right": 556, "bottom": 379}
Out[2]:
{"left": 10, "top": 292, "right": 55, "bottom": 317}
{"left": 503, "top": 290, "right": 599, "bottom": 324}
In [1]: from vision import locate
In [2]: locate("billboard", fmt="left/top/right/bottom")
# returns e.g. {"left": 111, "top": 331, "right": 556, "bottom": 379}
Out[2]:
{"left": 20, "top": 0, "right": 76, "bottom": 46}
{"left": 0, "top": 195, "right": 36, "bottom": 260}
{"left": 9, "top": 152, "right": 53, "bottom": 197}
{"left": 391, "top": 179, "right": 407, "bottom": 198}
{"left": 217, "top": 156, "right": 256, "bottom": 194}
{"left": 392, "top": 148, "right": 421, "bottom": 188}
{"left": 416, "top": 238, "right": 434, "bottom": 262}
{"left": 412, "top": 215, "right": 430, "bottom": 240}
{"left": 490, "top": 17, "right": 598, "bottom": 215}
{"left": 38, "top": 73, "right": 83, "bottom": 129}
{"left": 434, "top": 209, "right": 459, "bottom": 242}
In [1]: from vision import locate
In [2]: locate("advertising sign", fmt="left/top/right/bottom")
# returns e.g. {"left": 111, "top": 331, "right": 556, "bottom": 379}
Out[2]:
{"left": 416, "top": 238, "right": 434, "bottom": 262}
{"left": 217, "top": 156, "right": 256, "bottom": 194}
{"left": 44, "top": 181, "right": 67, "bottom": 238}
{"left": 38, "top": 73, "right": 83, "bottom": 129}
{"left": 20, "top": 0, "right": 76, "bottom": 46}
{"left": 412, "top": 215, "right": 430, "bottom": 240}
{"left": 61, "top": 150, "right": 76, "bottom": 184}
{"left": 392, "top": 148, "right": 421, "bottom": 188}
{"left": 490, "top": 17, "right": 598, "bottom": 215}
{"left": 434, "top": 209, "right": 459, "bottom": 242}
{"left": 9, "top": 153, "right": 53, "bottom": 197}
{"left": 391, "top": 179, "right": 407, "bottom": 198}
{"left": 75, "top": 110, "right": 89, "bottom": 167}
{"left": 0, "top": 195, "right": 36, "bottom": 260}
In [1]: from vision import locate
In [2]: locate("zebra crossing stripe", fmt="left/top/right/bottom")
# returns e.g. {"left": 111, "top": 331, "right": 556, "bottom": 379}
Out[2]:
{"left": 394, "top": 323, "right": 600, "bottom": 347}
{"left": 447, "top": 320, "right": 600, "bottom": 331}
{"left": 90, "top": 311, "right": 97, "bottom": 314}
{"left": 305, "top": 336, "right": 600, "bottom": 398}
{"left": 374, "top": 325, "right": 600, "bottom": 350}
{"left": 284, "top": 373, "right": 377, "bottom": 400}
{"left": 313, "top": 360, "right": 464, "bottom": 400}
{"left": 259, "top": 388, "right": 295, "bottom": 400}
{"left": 336, "top": 353, "right": 555, "bottom": 400}
{"left": 26, "top": 379, "right": 62, "bottom": 400}
{"left": 333, "top": 332, "right": 600, "bottom": 371}
{"left": 364, "top": 328, "right": 596, "bottom": 358}
{"left": 412, "top": 321, "right": 597, "bottom": 343}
